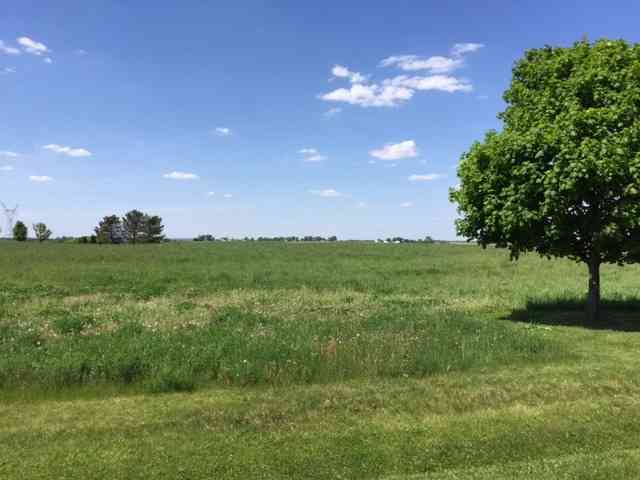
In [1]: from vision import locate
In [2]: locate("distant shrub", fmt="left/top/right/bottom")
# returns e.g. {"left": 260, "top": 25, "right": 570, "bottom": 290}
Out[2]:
{"left": 76, "top": 235, "right": 98, "bottom": 244}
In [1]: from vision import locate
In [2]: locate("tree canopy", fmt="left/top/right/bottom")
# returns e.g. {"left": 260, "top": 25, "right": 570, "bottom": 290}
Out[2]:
{"left": 94, "top": 211, "right": 164, "bottom": 244}
{"left": 95, "top": 215, "right": 125, "bottom": 244}
{"left": 123, "top": 210, "right": 146, "bottom": 244}
{"left": 32, "top": 223, "right": 52, "bottom": 242}
{"left": 451, "top": 39, "right": 640, "bottom": 321}
{"left": 12, "top": 221, "right": 27, "bottom": 242}
{"left": 143, "top": 215, "right": 165, "bottom": 243}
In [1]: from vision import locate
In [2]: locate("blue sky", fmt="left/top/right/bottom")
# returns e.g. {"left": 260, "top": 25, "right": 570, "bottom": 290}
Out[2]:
{"left": 2, "top": 1, "right": 639, "bottom": 239}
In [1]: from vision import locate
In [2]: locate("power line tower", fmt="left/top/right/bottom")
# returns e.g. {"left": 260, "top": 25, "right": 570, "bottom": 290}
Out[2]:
{"left": 0, "top": 202, "right": 18, "bottom": 238}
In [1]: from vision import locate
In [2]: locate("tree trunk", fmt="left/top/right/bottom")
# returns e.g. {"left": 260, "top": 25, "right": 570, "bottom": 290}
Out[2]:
{"left": 587, "top": 258, "right": 601, "bottom": 323}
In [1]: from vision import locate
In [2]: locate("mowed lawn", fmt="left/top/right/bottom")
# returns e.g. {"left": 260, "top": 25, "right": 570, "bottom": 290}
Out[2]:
{"left": 1, "top": 241, "right": 640, "bottom": 478}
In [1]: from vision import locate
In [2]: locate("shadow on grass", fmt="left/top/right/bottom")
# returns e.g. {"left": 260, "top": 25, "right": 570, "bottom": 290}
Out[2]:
{"left": 507, "top": 298, "right": 640, "bottom": 332}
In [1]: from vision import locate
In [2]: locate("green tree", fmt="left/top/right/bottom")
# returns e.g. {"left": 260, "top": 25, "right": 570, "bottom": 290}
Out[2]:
{"left": 123, "top": 209, "right": 146, "bottom": 244}
{"left": 94, "top": 215, "right": 124, "bottom": 244}
{"left": 451, "top": 39, "right": 640, "bottom": 322}
{"left": 143, "top": 215, "right": 165, "bottom": 243}
{"left": 32, "top": 223, "right": 52, "bottom": 242}
{"left": 13, "top": 221, "right": 28, "bottom": 241}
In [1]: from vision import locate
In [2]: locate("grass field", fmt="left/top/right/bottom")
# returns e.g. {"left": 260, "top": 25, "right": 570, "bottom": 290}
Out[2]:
{"left": 1, "top": 241, "right": 640, "bottom": 478}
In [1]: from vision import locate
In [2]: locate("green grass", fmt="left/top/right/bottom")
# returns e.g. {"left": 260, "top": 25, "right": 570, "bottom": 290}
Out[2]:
{"left": 1, "top": 241, "right": 640, "bottom": 478}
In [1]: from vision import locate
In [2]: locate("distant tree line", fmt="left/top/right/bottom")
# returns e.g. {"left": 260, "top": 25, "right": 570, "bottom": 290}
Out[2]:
{"left": 193, "top": 235, "right": 436, "bottom": 243}
{"left": 194, "top": 235, "right": 339, "bottom": 242}
{"left": 5, "top": 216, "right": 433, "bottom": 245}
{"left": 4, "top": 210, "right": 165, "bottom": 245}
{"left": 90, "top": 210, "right": 165, "bottom": 244}
{"left": 378, "top": 236, "right": 434, "bottom": 244}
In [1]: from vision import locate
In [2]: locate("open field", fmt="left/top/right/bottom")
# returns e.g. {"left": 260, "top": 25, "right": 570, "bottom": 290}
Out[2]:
{"left": 2, "top": 241, "right": 640, "bottom": 478}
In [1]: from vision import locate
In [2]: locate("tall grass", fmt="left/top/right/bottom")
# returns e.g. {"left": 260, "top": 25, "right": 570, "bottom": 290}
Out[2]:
{"left": 0, "top": 240, "right": 620, "bottom": 392}
{"left": 0, "top": 304, "right": 563, "bottom": 391}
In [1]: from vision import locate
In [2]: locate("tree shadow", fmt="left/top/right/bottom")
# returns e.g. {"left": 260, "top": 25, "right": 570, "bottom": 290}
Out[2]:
{"left": 506, "top": 298, "right": 640, "bottom": 332}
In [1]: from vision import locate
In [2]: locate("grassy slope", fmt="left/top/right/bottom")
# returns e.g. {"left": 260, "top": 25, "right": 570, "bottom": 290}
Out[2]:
{"left": 1, "top": 242, "right": 640, "bottom": 478}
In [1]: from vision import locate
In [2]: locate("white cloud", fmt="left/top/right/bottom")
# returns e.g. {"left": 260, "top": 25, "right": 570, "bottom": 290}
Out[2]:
{"left": 1, "top": 67, "right": 16, "bottom": 74}
{"left": 356, "top": 201, "right": 367, "bottom": 208}
{"left": 43, "top": 57, "right": 53, "bottom": 64}
{"left": 380, "top": 55, "right": 463, "bottom": 73}
{"left": 17, "top": 37, "right": 50, "bottom": 56}
{"left": 384, "top": 75, "right": 472, "bottom": 93}
{"left": 331, "top": 64, "right": 367, "bottom": 83}
{"left": 299, "top": 148, "right": 318, "bottom": 155}
{"left": 332, "top": 65, "right": 349, "bottom": 77}
{"left": 0, "top": 166, "right": 14, "bottom": 171}
{"left": 29, "top": 175, "right": 53, "bottom": 183}
{"left": 214, "top": 127, "right": 232, "bottom": 136}
{"left": 43, "top": 144, "right": 92, "bottom": 157}
{"left": 451, "top": 43, "right": 484, "bottom": 56}
{"left": 321, "top": 46, "right": 477, "bottom": 108}
{"left": 206, "top": 191, "right": 215, "bottom": 197}
{"left": 380, "top": 43, "right": 483, "bottom": 75}
{"left": 223, "top": 193, "right": 233, "bottom": 198}
{"left": 400, "top": 201, "right": 414, "bottom": 208}
{"left": 0, "top": 151, "right": 18, "bottom": 157}
{"left": 324, "top": 107, "right": 342, "bottom": 117}
{"left": 310, "top": 188, "right": 343, "bottom": 198}
{"left": 321, "top": 83, "right": 414, "bottom": 108}
{"left": 370, "top": 140, "right": 418, "bottom": 160}
{"left": 409, "top": 174, "right": 445, "bottom": 182}
{"left": 163, "top": 171, "right": 199, "bottom": 180}
{"left": 0, "top": 41, "right": 21, "bottom": 55}
{"left": 299, "top": 148, "right": 327, "bottom": 162}
{"left": 68, "top": 148, "right": 91, "bottom": 157}
{"left": 74, "top": 49, "right": 87, "bottom": 56}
